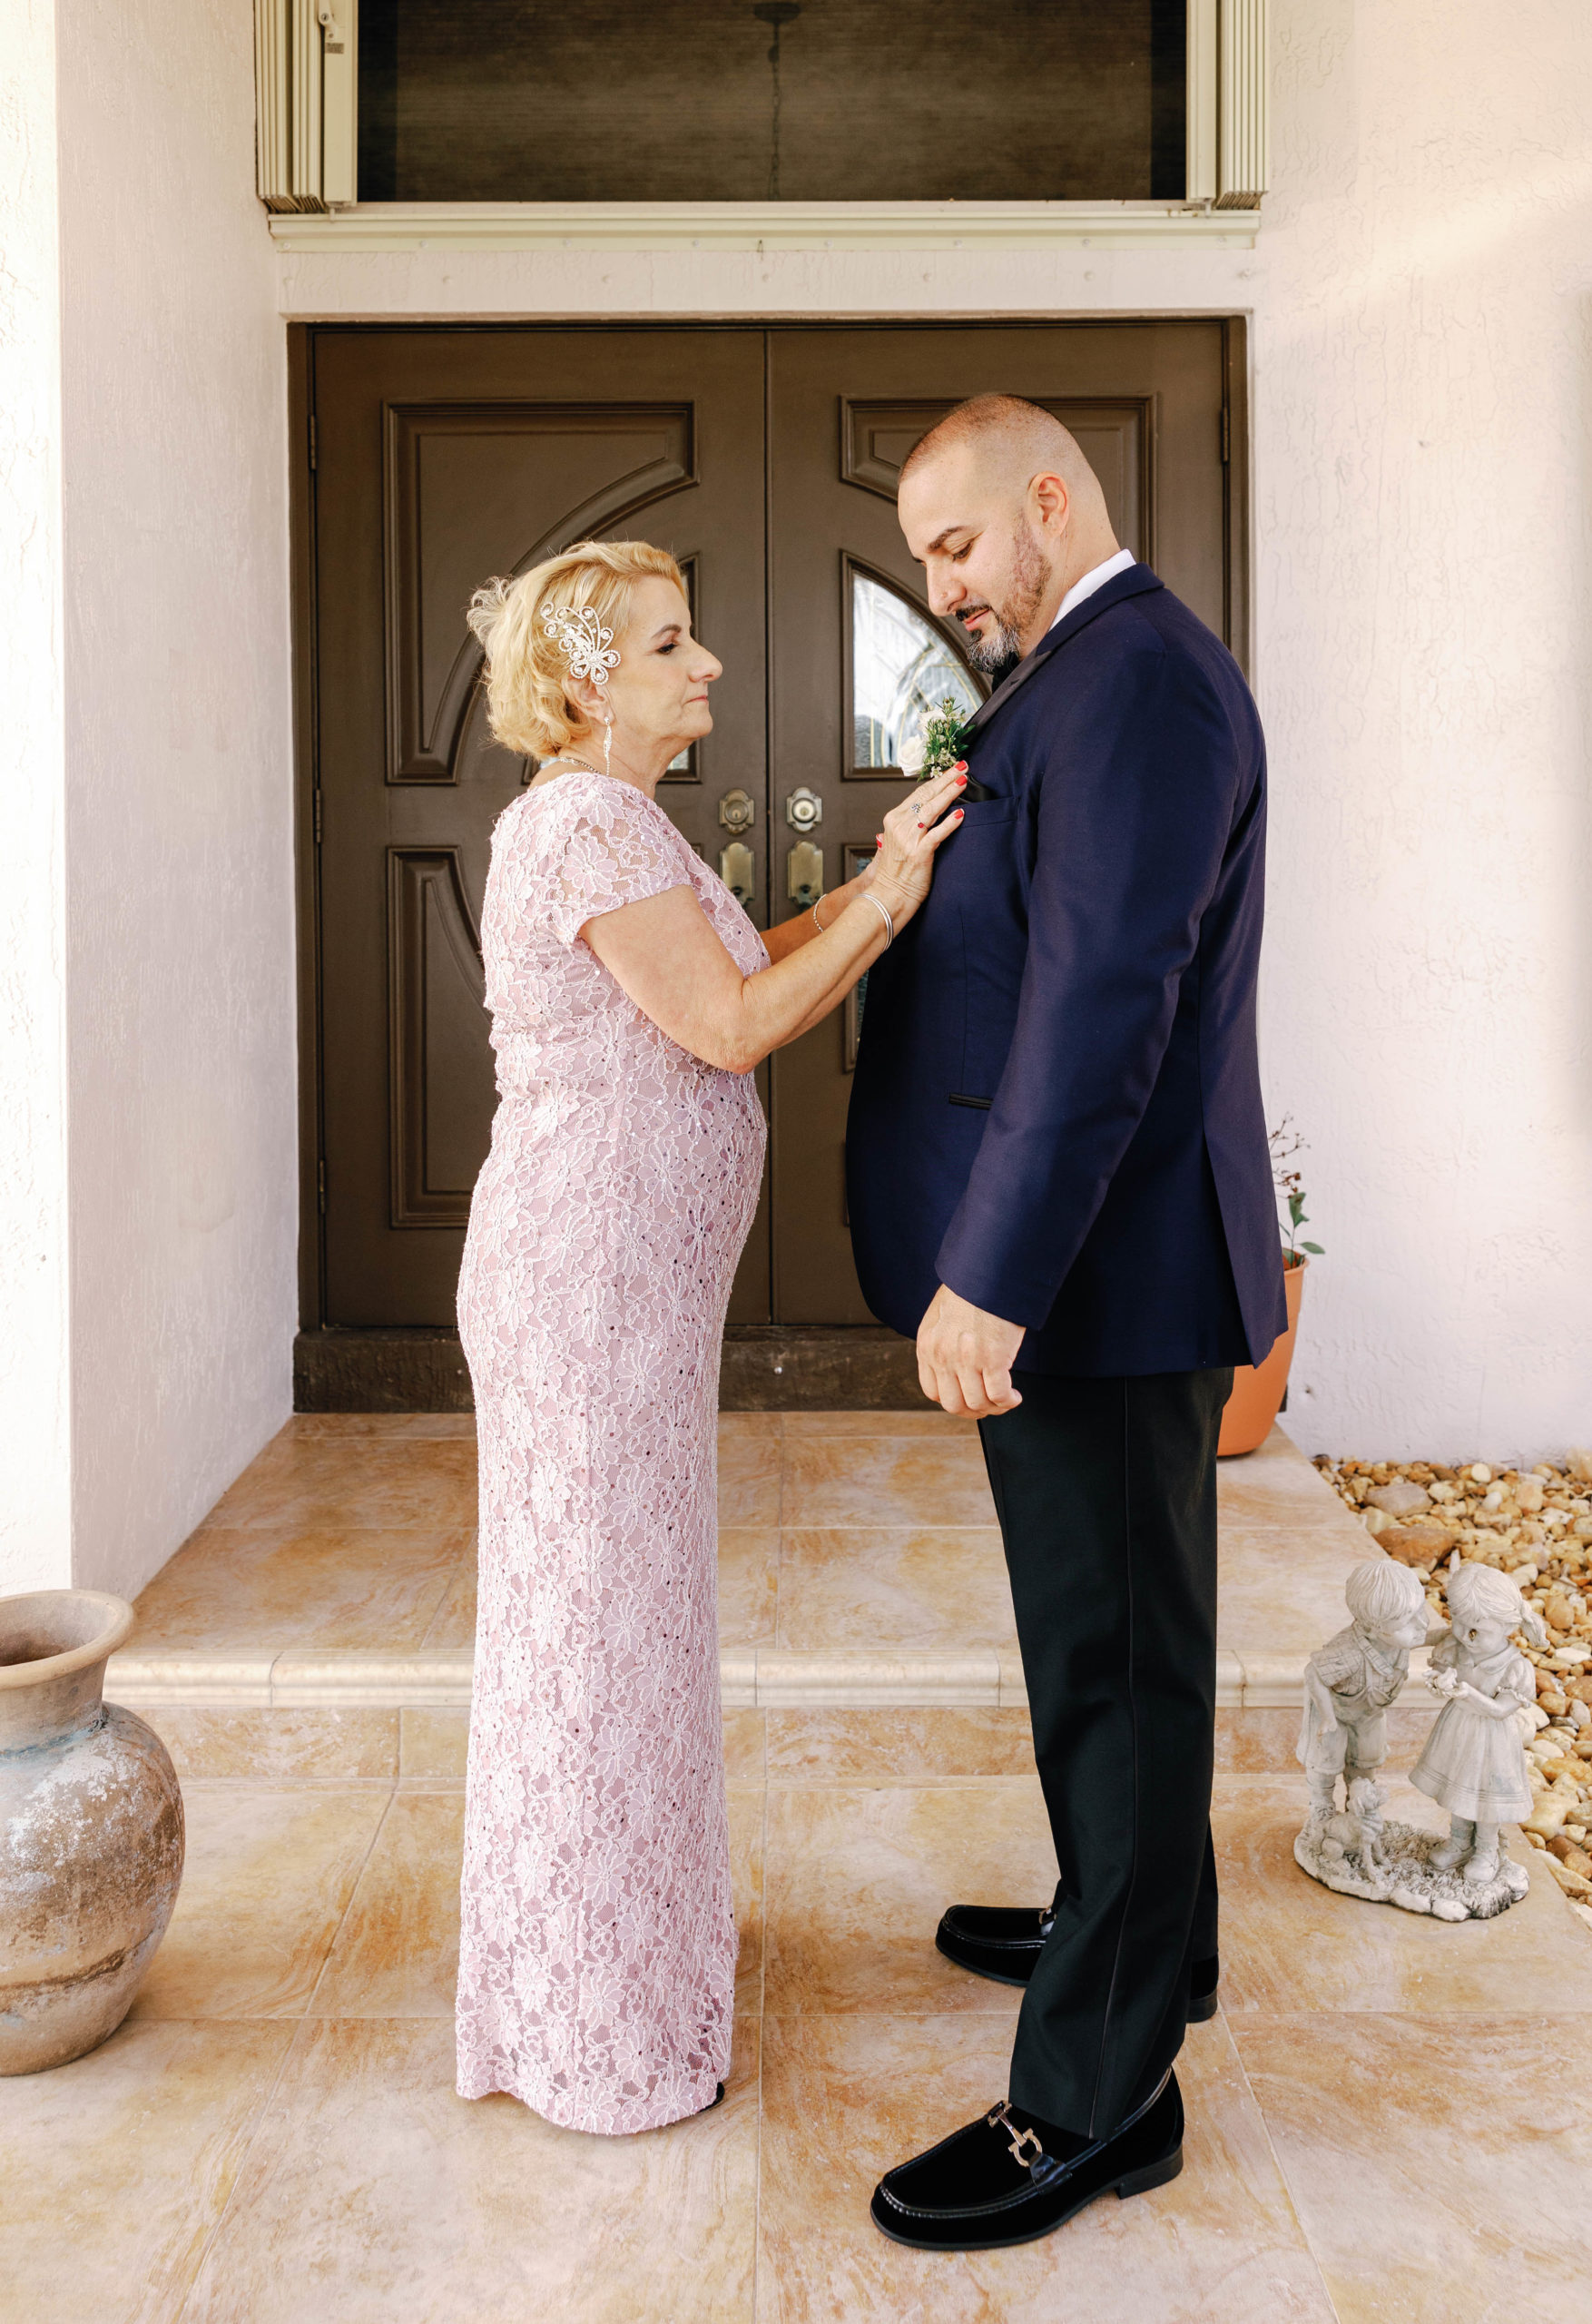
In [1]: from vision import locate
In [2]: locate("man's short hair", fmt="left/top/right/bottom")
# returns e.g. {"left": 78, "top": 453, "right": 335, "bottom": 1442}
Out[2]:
{"left": 898, "top": 394, "right": 1074, "bottom": 488}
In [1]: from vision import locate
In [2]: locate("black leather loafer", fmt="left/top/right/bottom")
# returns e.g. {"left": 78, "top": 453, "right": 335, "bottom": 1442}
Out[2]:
{"left": 936, "top": 1906, "right": 1220, "bottom": 2020}
{"left": 870, "top": 2072, "right": 1184, "bottom": 2251}
{"left": 934, "top": 1903, "right": 1055, "bottom": 1985}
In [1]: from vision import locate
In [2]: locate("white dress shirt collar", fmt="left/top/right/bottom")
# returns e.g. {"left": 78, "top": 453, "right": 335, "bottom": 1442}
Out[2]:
{"left": 1045, "top": 547, "right": 1138, "bottom": 635}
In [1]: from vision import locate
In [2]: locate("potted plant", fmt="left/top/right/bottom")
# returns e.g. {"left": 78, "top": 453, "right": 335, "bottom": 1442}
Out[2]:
{"left": 1218, "top": 1122, "right": 1323, "bottom": 1458}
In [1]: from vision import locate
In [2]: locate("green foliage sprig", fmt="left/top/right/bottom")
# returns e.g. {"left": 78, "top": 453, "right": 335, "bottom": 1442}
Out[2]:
{"left": 1270, "top": 1118, "right": 1324, "bottom": 1262}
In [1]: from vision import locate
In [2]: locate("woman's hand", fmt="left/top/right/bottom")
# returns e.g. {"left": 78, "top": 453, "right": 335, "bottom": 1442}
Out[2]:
{"left": 868, "top": 764, "right": 968, "bottom": 925}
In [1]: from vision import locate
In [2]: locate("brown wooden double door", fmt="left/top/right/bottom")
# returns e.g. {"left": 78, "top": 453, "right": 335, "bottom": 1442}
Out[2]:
{"left": 301, "top": 323, "right": 1243, "bottom": 1334}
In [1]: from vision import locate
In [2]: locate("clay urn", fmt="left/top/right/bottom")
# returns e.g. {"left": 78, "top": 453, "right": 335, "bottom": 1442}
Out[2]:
{"left": 0, "top": 1590, "right": 184, "bottom": 2073}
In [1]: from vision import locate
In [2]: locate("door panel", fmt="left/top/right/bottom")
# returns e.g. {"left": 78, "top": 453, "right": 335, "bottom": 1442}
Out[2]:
{"left": 385, "top": 402, "right": 698, "bottom": 783}
{"left": 313, "top": 330, "right": 769, "bottom": 1326}
{"left": 386, "top": 845, "right": 488, "bottom": 1226}
{"left": 765, "top": 325, "right": 1229, "bottom": 1324}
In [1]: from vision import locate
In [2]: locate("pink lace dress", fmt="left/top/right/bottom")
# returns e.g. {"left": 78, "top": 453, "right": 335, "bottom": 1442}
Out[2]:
{"left": 455, "top": 771, "right": 767, "bottom": 2133}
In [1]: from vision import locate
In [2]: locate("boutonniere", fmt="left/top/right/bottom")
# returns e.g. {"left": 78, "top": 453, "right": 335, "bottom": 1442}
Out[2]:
{"left": 899, "top": 696, "right": 976, "bottom": 783}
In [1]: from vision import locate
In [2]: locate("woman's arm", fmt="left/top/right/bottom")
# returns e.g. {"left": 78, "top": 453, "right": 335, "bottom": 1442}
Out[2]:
{"left": 779, "top": 875, "right": 892, "bottom": 1039}
{"left": 584, "top": 768, "right": 965, "bottom": 1073}
{"left": 761, "top": 862, "right": 880, "bottom": 964}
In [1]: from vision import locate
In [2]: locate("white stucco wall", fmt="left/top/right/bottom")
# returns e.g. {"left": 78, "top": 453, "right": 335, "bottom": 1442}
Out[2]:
{"left": 279, "top": 0, "right": 1592, "bottom": 1463}
{"left": 0, "top": 1, "right": 73, "bottom": 1593}
{"left": 1253, "top": 2, "right": 1592, "bottom": 1462}
{"left": 55, "top": 0, "right": 296, "bottom": 1596}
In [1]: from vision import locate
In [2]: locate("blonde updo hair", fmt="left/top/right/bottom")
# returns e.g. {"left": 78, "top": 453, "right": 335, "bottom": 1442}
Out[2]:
{"left": 466, "top": 538, "right": 686, "bottom": 762}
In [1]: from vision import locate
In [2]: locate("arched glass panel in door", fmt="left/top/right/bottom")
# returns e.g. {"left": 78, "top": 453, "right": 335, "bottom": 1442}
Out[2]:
{"left": 850, "top": 566, "right": 982, "bottom": 774}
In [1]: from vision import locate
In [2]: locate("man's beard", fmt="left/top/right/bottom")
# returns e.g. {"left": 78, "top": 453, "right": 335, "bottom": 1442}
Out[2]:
{"left": 963, "top": 521, "right": 1052, "bottom": 674}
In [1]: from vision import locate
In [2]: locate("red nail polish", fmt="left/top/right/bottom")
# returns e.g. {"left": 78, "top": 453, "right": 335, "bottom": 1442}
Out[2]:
{"left": 954, "top": 809, "right": 964, "bottom": 820}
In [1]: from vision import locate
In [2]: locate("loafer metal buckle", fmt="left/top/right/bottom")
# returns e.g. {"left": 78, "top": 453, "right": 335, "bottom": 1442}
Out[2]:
{"left": 985, "top": 2102, "right": 1045, "bottom": 2167}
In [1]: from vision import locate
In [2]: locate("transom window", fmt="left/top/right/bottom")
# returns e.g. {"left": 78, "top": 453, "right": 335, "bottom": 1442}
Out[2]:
{"left": 356, "top": 0, "right": 1188, "bottom": 204}
{"left": 256, "top": 0, "right": 1271, "bottom": 224}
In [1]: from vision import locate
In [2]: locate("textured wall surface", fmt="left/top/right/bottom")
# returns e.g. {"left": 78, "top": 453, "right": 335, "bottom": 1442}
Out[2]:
{"left": 280, "top": 0, "right": 1592, "bottom": 1462}
{"left": 1251, "top": 2, "right": 1592, "bottom": 1460}
{"left": 0, "top": 1, "right": 73, "bottom": 1592}
{"left": 57, "top": 0, "right": 296, "bottom": 1595}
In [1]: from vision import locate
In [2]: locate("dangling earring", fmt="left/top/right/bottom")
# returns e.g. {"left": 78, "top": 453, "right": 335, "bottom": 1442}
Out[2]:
{"left": 603, "top": 704, "right": 614, "bottom": 777}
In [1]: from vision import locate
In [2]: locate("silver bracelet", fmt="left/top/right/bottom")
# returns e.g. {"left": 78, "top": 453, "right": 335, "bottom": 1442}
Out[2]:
{"left": 860, "top": 891, "right": 894, "bottom": 946}
{"left": 810, "top": 895, "right": 830, "bottom": 934}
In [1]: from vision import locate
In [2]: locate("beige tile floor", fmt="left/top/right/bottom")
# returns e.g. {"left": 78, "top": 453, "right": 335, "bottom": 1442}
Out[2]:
{"left": 7, "top": 1414, "right": 1592, "bottom": 2322}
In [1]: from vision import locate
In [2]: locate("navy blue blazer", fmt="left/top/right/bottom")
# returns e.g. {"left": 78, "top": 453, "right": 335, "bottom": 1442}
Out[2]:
{"left": 846, "top": 563, "right": 1286, "bottom": 1377}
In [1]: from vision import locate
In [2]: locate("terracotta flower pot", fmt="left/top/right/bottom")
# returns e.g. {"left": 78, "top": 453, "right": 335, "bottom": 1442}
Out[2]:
{"left": 1218, "top": 1254, "right": 1308, "bottom": 1459}
{"left": 0, "top": 1590, "right": 184, "bottom": 2073}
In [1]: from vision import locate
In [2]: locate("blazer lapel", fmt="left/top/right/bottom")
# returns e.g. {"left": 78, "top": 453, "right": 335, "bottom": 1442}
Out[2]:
{"left": 962, "top": 564, "right": 1164, "bottom": 742}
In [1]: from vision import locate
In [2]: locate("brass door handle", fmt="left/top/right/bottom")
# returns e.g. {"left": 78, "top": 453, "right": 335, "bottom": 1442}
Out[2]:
{"left": 786, "top": 839, "right": 824, "bottom": 911}
{"left": 720, "top": 840, "right": 756, "bottom": 909}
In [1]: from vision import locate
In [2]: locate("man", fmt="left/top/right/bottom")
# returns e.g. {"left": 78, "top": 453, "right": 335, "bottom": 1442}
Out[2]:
{"left": 847, "top": 396, "right": 1284, "bottom": 2250}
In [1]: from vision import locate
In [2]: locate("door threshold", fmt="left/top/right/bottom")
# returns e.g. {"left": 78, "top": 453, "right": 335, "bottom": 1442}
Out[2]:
{"left": 294, "top": 1329, "right": 474, "bottom": 1414}
{"left": 293, "top": 1324, "right": 921, "bottom": 1413}
{"left": 720, "top": 1325, "right": 920, "bottom": 1410}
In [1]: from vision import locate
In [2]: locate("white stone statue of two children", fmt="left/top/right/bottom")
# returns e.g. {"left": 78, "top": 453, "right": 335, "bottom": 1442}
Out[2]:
{"left": 1298, "top": 1554, "right": 1545, "bottom": 1912}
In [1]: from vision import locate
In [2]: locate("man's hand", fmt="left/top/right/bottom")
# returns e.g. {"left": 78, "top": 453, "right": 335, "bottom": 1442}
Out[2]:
{"left": 916, "top": 1285, "right": 1025, "bottom": 1419}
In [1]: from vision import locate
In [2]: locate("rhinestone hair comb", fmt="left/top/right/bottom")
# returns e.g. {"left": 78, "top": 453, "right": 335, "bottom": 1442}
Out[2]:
{"left": 543, "top": 604, "right": 620, "bottom": 686}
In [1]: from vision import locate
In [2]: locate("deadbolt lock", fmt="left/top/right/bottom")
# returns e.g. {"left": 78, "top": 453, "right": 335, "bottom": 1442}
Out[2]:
{"left": 718, "top": 788, "right": 756, "bottom": 835}
{"left": 784, "top": 787, "right": 822, "bottom": 832}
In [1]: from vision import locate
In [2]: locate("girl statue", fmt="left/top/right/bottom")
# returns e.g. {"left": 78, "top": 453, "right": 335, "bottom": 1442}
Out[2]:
{"left": 1411, "top": 1561, "right": 1548, "bottom": 1888}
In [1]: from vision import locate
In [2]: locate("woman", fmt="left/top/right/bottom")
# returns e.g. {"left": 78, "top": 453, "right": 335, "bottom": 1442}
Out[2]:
{"left": 456, "top": 538, "right": 965, "bottom": 2133}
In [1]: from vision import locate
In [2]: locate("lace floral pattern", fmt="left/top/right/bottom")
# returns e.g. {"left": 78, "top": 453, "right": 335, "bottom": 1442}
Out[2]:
{"left": 456, "top": 773, "right": 767, "bottom": 2133}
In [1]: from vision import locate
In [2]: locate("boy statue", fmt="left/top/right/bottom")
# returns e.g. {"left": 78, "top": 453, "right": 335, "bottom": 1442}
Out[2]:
{"left": 1299, "top": 1559, "right": 1440, "bottom": 1857}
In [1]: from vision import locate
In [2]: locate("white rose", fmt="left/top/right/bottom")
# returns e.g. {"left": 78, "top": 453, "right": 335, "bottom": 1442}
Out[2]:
{"left": 899, "top": 736, "right": 927, "bottom": 776}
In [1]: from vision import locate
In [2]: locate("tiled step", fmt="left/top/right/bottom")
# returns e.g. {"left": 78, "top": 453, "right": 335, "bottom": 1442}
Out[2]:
{"left": 112, "top": 1417, "right": 1391, "bottom": 1779}
{"left": 105, "top": 1640, "right": 1332, "bottom": 1712}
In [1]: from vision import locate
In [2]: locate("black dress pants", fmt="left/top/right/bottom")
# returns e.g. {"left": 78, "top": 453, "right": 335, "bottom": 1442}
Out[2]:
{"left": 978, "top": 1367, "right": 1231, "bottom": 2139}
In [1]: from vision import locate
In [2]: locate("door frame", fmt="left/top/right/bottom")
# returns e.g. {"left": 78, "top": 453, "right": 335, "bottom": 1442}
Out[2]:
{"left": 287, "top": 317, "right": 1252, "bottom": 1405}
